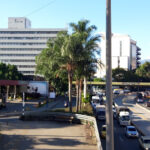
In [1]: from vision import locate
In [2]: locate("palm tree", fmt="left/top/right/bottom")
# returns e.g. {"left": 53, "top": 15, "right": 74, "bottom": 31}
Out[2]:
{"left": 70, "top": 20, "right": 102, "bottom": 100}
{"left": 61, "top": 33, "right": 84, "bottom": 112}
{"left": 36, "top": 31, "right": 84, "bottom": 112}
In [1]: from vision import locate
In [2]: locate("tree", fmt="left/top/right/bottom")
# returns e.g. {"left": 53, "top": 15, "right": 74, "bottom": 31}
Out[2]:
{"left": 112, "top": 67, "right": 139, "bottom": 82}
{"left": 36, "top": 20, "right": 101, "bottom": 112}
{"left": 70, "top": 19, "right": 101, "bottom": 101}
{"left": 136, "top": 62, "right": 150, "bottom": 81}
{"left": 112, "top": 68, "right": 126, "bottom": 82}
{"left": 0, "top": 63, "right": 23, "bottom": 80}
{"left": 36, "top": 31, "right": 83, "bottom": 112}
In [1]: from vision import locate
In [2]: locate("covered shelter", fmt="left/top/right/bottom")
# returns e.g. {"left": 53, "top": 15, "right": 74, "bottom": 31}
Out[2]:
{"left": 0, "top": 80, "right": 28, "bottom": 107}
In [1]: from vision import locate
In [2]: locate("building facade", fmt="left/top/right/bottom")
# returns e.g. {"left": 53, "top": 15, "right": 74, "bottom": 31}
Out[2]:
{"left": 95, "top": 33, "right": 141, "bottom": 78}
{"left": 0, "top": 17, "right": 66, "bottom": 76}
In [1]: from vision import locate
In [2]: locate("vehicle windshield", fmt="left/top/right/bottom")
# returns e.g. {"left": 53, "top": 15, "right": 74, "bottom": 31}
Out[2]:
{"left": 93, "top": 99, "right": 100, "bottom": 103}
{"left": 122, "top": 116, "right": 130, "bottom": 121}
{"left": 97, "top": 111, "right": 105, "bottom": 115}
{"left": 138, "top": 93, "right": 143, "bottom": 99}
{"left": 119, "top": 109, "right": 130, "bottom": 112}
{"left": 128, "top": 128, "right": 136, "bottom": 131}
{"left": 143, "top": 139, "right": 150, "bottom": 144}
{"left": 102, "top": 127, "right": 106, "bottom": 131}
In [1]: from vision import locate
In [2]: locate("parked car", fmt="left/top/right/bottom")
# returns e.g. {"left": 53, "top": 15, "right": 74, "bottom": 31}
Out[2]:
{"left": 139, "top": 136, "right": 150, "bottom": 150}
{"left": 125, "top": 126, "right": 139, "bottom": 138}
{"left": 100, "top": 125, "right": 106, "bottom": 139}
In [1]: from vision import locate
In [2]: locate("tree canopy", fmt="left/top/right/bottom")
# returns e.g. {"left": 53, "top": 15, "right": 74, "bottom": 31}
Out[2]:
{"left": 36, "top": 19, "right": 101, "bottom": 112}
{"left": 136, "top": 62, "right": 150, "bottom": 81}
{"left": 112, "top": 67, "right": 138, "bottom": 82}
{"left": 0, "top": 63, "right": 23, "bottom": 80}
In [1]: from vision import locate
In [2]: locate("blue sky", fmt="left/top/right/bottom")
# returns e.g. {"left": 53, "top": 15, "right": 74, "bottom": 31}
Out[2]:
{"left": 0, "top": 0, "right": 149, "bottom": 60}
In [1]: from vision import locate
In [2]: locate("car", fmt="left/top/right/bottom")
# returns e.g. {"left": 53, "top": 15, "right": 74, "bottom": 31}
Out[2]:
{"left": 139, "top": 136, "right": 150, "bottom": 150}
{"left": 137, "top": 93, "right": 143, "bottom": 99}
{"left": 147, "top": 101, "right": 150, "bottom": 107}
{"left": 96, "top": 109, "right": 106, "bottom": 120}
{"left": 125, "top": 126, "right": 139, "bottom": 138}
{"left": 137, "top": 98, "right": 144, "bottom": 103}
{"left": 100, "top": 125, "right": 106, "bottom": 139}
{"left": 124, "top": 89, "right": 130, "bottom": 93}
{"left": 113, "top": 88, "right": 124, "bottom": 94}
{"left": 112, "top": 105, "right": 117, "bottom": 118}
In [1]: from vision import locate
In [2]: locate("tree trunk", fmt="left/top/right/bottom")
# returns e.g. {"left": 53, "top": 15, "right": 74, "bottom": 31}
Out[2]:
{"left": 76, "top": 80, "right": 79, "bottom": 113}
{"left": 14, "top": 85, "right": 16, "bottom": 100}
{"left": 84, "top": 76, "right": 87, "bottom": 98}
{"left": 6, "top": 85, "right": 9, "bottom": 102}
{"left": 79, "top": 79, "right": 83, "bottom": 111}
{"left": 68, "top": 72, "right": 72, "bottom": 113}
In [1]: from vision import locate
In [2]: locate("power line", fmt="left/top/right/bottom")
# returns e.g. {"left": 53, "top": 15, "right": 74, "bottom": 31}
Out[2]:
{"left": 24, "top": 0, "right": 57, "bottom": 17}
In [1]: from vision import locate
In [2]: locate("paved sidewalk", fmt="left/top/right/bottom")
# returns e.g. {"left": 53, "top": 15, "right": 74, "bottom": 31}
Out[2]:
{"left": 0, "top": 116, "right": 97, "bottom": 150}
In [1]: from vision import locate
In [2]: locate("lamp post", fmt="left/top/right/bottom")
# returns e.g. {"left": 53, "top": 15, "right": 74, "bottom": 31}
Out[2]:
{"left": 106, "top": 0, "right": 114, "bottom": 150}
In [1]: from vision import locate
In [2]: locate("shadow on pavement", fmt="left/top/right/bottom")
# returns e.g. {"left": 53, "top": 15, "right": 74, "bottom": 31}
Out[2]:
{"left": 0, "top": 134, "right": 86, "bottom": 150}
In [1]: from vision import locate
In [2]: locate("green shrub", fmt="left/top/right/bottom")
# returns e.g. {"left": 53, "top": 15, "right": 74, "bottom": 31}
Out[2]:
{"left": 82, "top": 93, "right": 90, "bottom": 103}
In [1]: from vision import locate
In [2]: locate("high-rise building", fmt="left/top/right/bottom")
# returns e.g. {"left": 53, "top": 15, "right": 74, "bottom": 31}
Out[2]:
{"left": 0, "top": 17, "right": 66, "bottom": 76}
{"left": 95, "top": 33, "right": 141, "bottom": 78}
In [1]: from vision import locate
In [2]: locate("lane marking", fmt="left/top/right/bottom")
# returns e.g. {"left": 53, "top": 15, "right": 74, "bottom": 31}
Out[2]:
{"left": 129, "top": 106, "right": 149, "bottom": 121}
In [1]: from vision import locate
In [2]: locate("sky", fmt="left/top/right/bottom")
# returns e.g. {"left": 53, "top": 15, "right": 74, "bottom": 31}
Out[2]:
{"left": 0, "top": 0, "right": 149, "bottom": 60}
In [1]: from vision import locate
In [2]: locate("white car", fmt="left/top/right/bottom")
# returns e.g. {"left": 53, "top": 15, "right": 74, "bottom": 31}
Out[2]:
{"left": 125, "top": 126, "right": 139, "bottom": 138}
{"left": 139, "top": 136, "right": 150, "bottom": 150}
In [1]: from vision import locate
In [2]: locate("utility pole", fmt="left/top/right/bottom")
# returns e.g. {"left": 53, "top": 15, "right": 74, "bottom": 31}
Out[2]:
{"left": 22, "top": 92, "right": 25, "bottom": 117}
{"left": 106, "top": 0, "right": 114, "bottom": 150}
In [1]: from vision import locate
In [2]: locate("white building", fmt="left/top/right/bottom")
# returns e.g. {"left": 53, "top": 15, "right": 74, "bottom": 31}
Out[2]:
{"left": 0, "top": 17, "right": 66, "bottom": 76}
{"left": 96, "top": 33, "right": 141, "bottom": 78}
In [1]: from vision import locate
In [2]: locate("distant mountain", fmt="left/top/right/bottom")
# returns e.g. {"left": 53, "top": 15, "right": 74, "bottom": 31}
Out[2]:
{"left": 141, "top": 59, "right": 150, "bottom": 64}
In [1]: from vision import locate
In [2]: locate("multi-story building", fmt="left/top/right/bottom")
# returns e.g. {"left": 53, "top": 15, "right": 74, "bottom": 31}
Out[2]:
{"left": 95, "top": 33, "right": 141, "bottom": 78}
{"left": 0, "top": 17, "right": 66, "bottom": 76}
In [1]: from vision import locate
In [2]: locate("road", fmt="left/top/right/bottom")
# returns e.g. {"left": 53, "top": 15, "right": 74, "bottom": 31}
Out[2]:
{"left": 96, "top": 94, "right": 143, "bottom": 150}
{"left": 0, "top": 98, "right": 44, "bottom": 114}
{"left": 97, "top": 119, "right": 141, "bottom": 150}
{"left": 52, "top": 96, "right": 76, "bottom": 109}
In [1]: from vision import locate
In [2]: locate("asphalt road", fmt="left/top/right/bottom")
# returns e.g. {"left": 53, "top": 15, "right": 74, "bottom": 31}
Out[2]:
{"left": 52, "top": 96, "right": 76, "bottom": 109}
{"left": 97, "top": 119, "right": 141, "bottom": 150}
{"left": 0, "top": 98, "right": 44, "bottom": 114}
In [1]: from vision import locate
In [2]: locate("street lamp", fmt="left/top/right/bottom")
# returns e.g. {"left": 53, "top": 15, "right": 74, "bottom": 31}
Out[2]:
{"left": 106, "top": 0, "right": 114, "bottom": 150}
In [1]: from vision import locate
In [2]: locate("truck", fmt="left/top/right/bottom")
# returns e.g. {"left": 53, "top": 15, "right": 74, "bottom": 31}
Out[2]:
{"left": 27, "top": 81, "right": 49, "bottom": 97}
{"left": 95, "top": 105, "right": 106, "bottom": 120}
{"left": 116, "top": 106, "right": 130, "bottom": 118}
{"left": 119, "top": 111, "right": 131, "bottom": 126}
{"left": 116, "top": 106, "right": 131, "bottom": 126}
